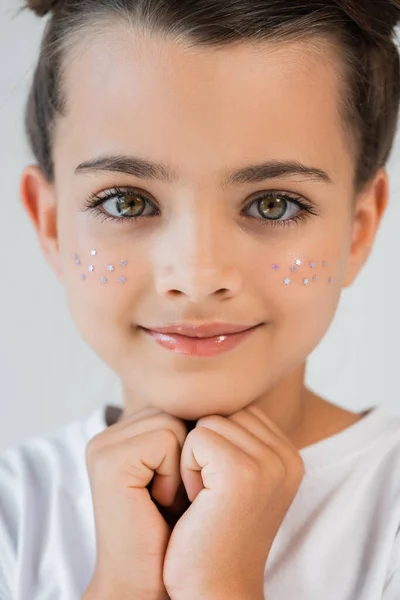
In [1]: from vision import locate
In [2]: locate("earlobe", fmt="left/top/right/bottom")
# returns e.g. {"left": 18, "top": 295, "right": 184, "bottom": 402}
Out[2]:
{"left": 343, "top": 169, "right": 389, "bottom": 288}
{"left": 20, "top": 164, "right": 63, "bottom": 280}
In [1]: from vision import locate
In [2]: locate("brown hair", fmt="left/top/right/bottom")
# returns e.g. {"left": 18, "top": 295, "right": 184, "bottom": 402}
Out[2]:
{"left": 23, "top": 0, "right": 400, "bottom": 194}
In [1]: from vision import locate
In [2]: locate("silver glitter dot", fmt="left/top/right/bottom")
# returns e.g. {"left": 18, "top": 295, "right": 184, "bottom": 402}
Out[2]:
{"left": 101, "top": 277, "right": 107, "bottom": 284}
{"left": 120, "top": 276, "right": 126, "bottom": 284}
{"left": 313, "top": 275, "right": 317, "bottom": 282}
{"left": 291, "top": 266, "right": 297, "bottom": 272}
{"left": 91, "top": 249, "right": 97, "bottom": 256}
{"left": 284, "top": 278, "right": 291, "bottom": 285}
{"left": 89, "top": 265, "right": 95, "bottom": 272}
{"left": 310, "top": 262, "right": 316, "bottom": 268}
{"left": 107, "top": 265, "right": 115, "bottom": 272}
{"left": 328, "top": 277, "right": 333, "bottom": 283}
{"left": 73, "top": 253, "right": 79, "bottom": 260}
{"left": 295, "top": 259, "right": 302, "bottom": 266}
{"left": 75, "top": 259, "right": 81, "bottom": 265}
{"left": 81, "top": 274, "right": 86, "bottom": 281}
{"left": 303, "top": 278, "right": 309, "bottom": 285}
{"left": 121, "top": 260, "right": 127, "bottom": 267}
{"left": 323, "top": 260, "right": 327, "bottom": 268}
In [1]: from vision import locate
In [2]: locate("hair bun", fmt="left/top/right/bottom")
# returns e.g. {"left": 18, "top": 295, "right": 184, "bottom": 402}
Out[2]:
{"left": 26, "top": 0, "right": 62, "bottom": 17}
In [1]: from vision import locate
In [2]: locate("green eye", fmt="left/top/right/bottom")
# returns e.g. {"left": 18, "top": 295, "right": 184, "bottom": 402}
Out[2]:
{"left": 83, "top": 188, "right": 159, "bottom": 224}
{"left": 83, "top": 187, "right": 319, "bottom": 228}
{"left": 244, "top": 191, "right": 320, "bottom": 227}
{"left": 258, "top": 196, "right": 288, "bottom": 220}
{"left": 111, "top": 192, "right": 146, "bottom": 218}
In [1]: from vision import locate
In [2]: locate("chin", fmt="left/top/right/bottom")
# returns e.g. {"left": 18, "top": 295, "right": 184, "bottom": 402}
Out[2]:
{"left": 157, "top": 398, "right": 239, "bottom": 421}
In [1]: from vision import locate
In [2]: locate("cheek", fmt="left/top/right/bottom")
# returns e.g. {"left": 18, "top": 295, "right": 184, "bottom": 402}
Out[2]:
{"left": 73, "top": 248, "right": 129, "bottom": 285}
{"left": 67, "top": 247, "right": 131, "bottom": 302}
{"left": 260, "top": 250, "right": 345, "bottom": 352}
{"left": 62, "top": 244, "right": 146, "bottom": 351}
{"left": 261, "top": 250, "right": 342, "bottom": 301}
{"left": 60, "top": 244, "right": 345, "bottom": 384}
{"left": 65, "top": 247, "right": 345, "bottom": 309}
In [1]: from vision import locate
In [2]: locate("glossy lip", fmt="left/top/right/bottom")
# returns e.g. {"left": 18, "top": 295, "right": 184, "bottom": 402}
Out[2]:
{"left": 141, "top": 324, "right": 262, "bottom": 357}
{"left": 141, "top": 322, "right": 262, "bottom": 338}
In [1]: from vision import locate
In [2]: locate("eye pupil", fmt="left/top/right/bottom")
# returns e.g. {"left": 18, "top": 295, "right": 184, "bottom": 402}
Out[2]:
{"left": 259, "top": 196, "right": 287, "bottom": 220}
{"left": 117, "top": 193, "right": 144, "bottom": 217}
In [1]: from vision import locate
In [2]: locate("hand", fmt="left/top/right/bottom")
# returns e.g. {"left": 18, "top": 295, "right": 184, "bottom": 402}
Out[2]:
{"left": 82, "top": 406, "right": 189, "bottom": 600}
{"left": 163, "top": 404, "right": 305, "bottom": 600}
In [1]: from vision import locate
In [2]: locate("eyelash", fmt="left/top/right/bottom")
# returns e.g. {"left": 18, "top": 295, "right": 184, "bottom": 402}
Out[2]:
{"left": 81, "top": 186, "right": 319, "bottom": 228}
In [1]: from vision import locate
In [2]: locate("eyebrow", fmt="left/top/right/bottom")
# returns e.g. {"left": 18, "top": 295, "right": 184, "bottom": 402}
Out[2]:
{"left": 75, "top": 154, "right": 333, "bottom": 186}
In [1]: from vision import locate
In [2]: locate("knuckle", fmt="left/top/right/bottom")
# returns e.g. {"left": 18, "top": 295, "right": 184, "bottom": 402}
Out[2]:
{"left": 91, "top": 444, "right": 116, "bottom": 474}
{"left": 261, "top": 451, "right": 305, "bottom": 487}
{"left": 157, "top": 426, "right": 180, "bottom": 448}
{"left": 238, "top": 454, "right": 260, "bottom": 484}
{"left": 190, "top": 424, "right": 212, "bottom": 443}
{"left": 196, "top": 415, "right": 224, "bottom": 429}
{"left": 85, "top": 433, "right": 105, "bottom": 468}
{"left": 262, "top": 453, "right": 287, "bottom": 482}
{"left": 167, "top": 419, "right": 189, "bottom": 447}
{"left": 86, "top": 445, "right": 118, "bottom": 485}
{"left": 291, "top": 454, "right": 306, "bottom": 481}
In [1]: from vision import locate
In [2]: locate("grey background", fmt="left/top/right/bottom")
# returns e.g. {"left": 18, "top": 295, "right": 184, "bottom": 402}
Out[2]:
{"left": 1, "top": 1, "right": 399, "bottom": 452}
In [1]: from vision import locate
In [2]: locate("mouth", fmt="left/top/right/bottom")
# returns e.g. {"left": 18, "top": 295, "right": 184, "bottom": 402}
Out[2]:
{"left": 141, "top": 321, "right": 262, "bottom": 337}
{"left": 140, "top": 323, "right": 263, "bottom": 357}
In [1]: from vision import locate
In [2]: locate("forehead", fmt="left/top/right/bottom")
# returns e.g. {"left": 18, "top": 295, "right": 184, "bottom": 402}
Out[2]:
{"left": 55, "top": 24, "right": 353, "bottom": 187}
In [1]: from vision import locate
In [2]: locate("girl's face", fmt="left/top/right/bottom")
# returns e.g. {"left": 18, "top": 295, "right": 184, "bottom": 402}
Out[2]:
{"left": 23, "top": 26, "right": 387, "bottom": 420}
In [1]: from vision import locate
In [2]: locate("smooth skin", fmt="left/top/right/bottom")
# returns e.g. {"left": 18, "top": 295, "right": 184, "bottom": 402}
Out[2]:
{"left": 20, "top": 20, "right": 388, "bottom": 600}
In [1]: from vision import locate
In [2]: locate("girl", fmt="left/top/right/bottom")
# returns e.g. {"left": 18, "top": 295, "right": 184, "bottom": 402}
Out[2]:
{"left": 1, "top": 0, "right": 400, "bottom": 598}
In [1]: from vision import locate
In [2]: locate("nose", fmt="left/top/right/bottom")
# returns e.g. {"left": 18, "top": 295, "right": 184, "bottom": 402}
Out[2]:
{"left": 154, "top": 213, "right": 243, "bottom": 303}
{"left": 157, "top": 264, "right": 242, "bottom": 303}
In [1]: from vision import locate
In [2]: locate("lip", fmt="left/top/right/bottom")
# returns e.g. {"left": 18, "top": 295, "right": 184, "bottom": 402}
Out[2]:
{"left": 141, "top": 322, "right": 260, "bottom": 338}
{"left": 140, "top": 323, "right": 262, "bottom": 357}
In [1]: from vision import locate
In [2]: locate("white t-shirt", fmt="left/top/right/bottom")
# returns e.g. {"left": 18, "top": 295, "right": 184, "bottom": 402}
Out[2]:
{"left": 1, "top": 404, "right": 400, "bottom": 600}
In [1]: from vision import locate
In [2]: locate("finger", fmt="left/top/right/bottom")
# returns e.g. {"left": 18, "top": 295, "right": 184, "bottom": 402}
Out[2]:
{"left": 100, "top": 428, "right": 183, "bottom": 507}
{"left": 229, "top": 409, "right": 299, "bottom": 462}
{"left": 245, "top": 404, "right": 297, "bottom": 447}
{"left": 197, "top": 413, "right": 302, "bottom": 481}
{"left": 109, "top": 406, "right": 173, "bottom": 435}
{"left": 90, "top": 410, "right": 188, "bottom": 452}
{"left": 196, "top": 415, "right": 270, "bottom": 461}
{"left": 180, "top": 426, "right": 254, "bottom": 501}
{"left": 144, "top": 429, "right": 184, "bottom": 507}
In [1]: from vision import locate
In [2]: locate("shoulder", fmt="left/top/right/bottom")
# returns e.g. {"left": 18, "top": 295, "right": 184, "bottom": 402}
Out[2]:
{"left": 0, "top": 407, "right": 103, "bottom": 495}
{"left": 0, "top": 407, "right": 107, "bottom": 592}
{"left": 353, "top": 408, "right": 400, "bottom": 589}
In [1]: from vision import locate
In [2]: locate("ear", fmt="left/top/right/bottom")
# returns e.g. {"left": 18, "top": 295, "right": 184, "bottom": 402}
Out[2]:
{"left": 20, "top": 165, "right": 63, "bottom": 281}
{"left": 343, "top": 168, "right": 389, "bottom": 288}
